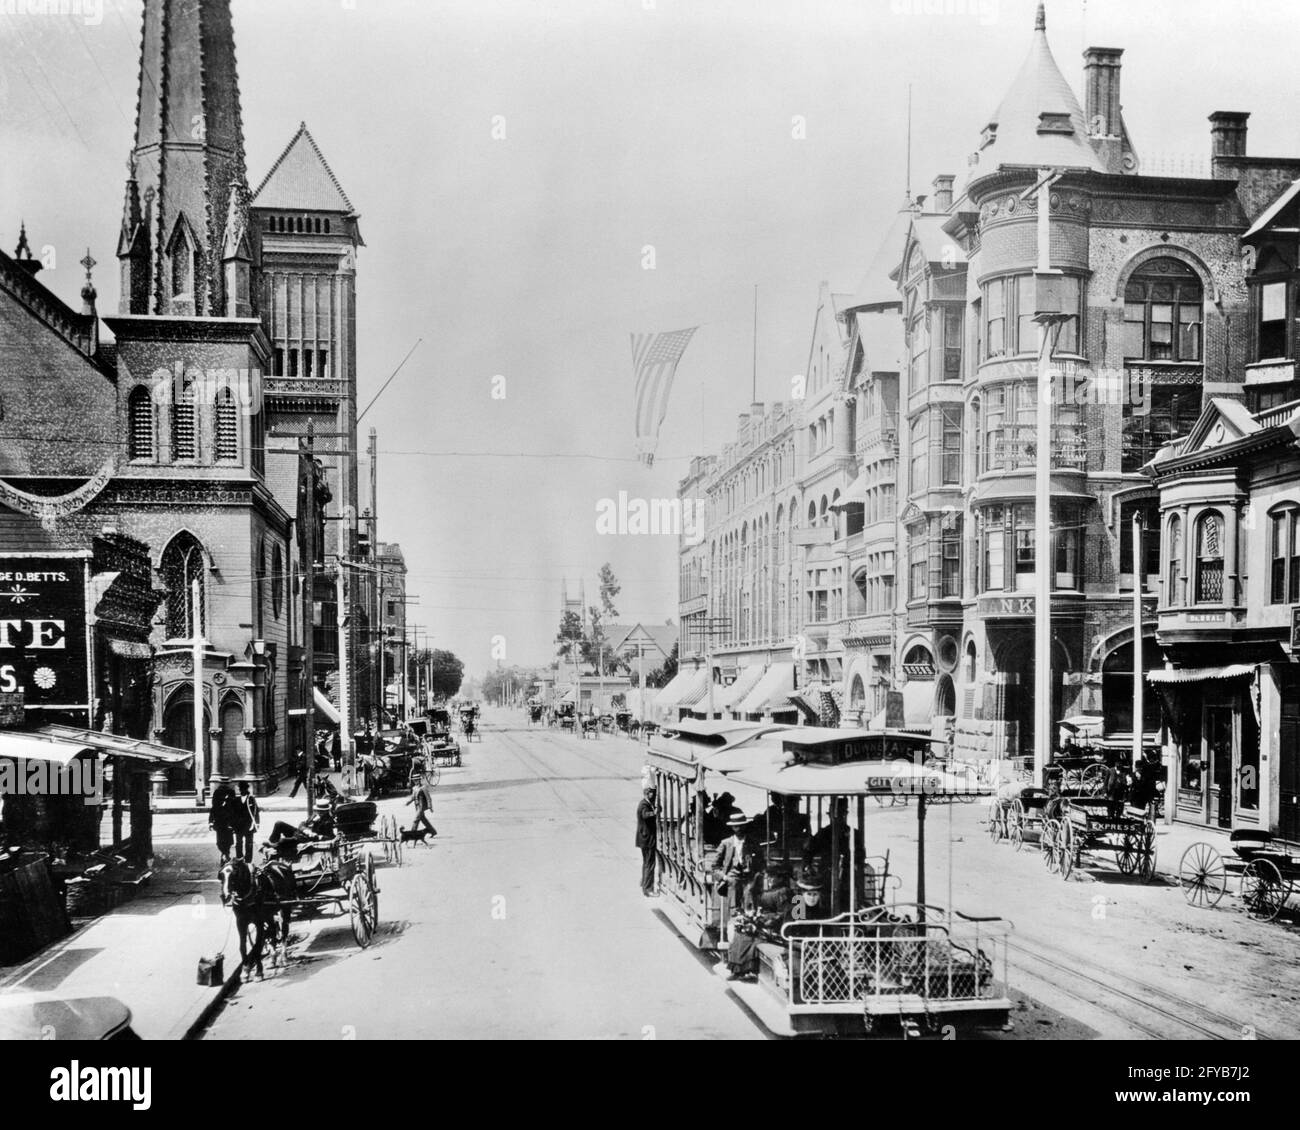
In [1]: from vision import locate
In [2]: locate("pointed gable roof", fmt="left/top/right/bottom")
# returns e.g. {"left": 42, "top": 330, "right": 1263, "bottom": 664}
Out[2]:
{"left": 253, "top": 123, "right": 356, "bottom": 213}
{"left": 845, "top": 201, "right": 917, "bottom": 312}
{"left": 973, "top": 4, "right": 1106, "bottom": 177}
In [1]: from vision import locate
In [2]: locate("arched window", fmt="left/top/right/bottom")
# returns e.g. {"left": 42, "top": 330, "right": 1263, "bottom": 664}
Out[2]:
{"left": 1194, "top": 511, "right": 1224, "bottom": 603}
{"left": 1124, "top": 257, "right": 1203, "bottom": 362}
{"left": 1167, "top": 515, "right": 1183, "bottom": 605}
{"left": 214, "top": 386, "right": 238, "bottom": 461}
{"left": 128, "top": 386, "right": 154, "bottom": 460}
{"left": 161, "top": 533, "right": 206, "bottom": 638}
{"left": 171, "top": 375, "right": 196, "bottom": 461}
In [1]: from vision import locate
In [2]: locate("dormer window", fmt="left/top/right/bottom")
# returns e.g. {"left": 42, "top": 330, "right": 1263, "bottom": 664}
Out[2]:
{"left": 1037, "top": 111, "right": 1074, "bottom": 135}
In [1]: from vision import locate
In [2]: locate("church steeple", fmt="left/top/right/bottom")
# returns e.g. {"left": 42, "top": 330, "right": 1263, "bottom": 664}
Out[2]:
{"left": 118, "top": 0, "right": 255, "bottom": 318}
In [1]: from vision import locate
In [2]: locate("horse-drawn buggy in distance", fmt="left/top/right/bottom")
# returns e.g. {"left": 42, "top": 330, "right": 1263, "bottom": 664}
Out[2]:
{"left": 553, "top": 701, "right": 576, "bottom": 733}
{"left": 219, "top": 796, "right": 401, "bottom": 980}
{"left": 422, "top": 708, "right": 462, "bottom": 767}
{"left": 459, "top": 703, "right": 481, "bottom": 742}
{"left": 526, "top": 699, "right": 545, "bottom": 726}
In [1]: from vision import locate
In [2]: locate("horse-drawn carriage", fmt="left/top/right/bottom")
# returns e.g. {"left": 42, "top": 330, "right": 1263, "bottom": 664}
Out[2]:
{"left": 459, "top": 704, "right": 481, "bottom": 742}
{"left": 1179, "top": 829, "right": 1300, "bottom": 922}
{"left": 220, "top": 799, "right": 400, "bottom": 977}
{"left": 1046, "top": 796, "right": 1157, "bottom": 882}
{"left": 527, "top": 701, "right": 544, "bottom": 726}
{"left": 555, "top": 702, "right": 576, "bottom": 733}
{"left": 423, "top": 708, "right": 461, "bottom": 767}
{"left": 358, "top": 728, "right": 421, "bottom": 796}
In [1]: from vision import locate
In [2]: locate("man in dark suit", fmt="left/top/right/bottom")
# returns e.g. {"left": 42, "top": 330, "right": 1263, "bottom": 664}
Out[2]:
{"left": 635, "top": 786, "right": 658, "bottom": 896}
{"left": 207, "top": 774, "right": 236, "bottom": 864}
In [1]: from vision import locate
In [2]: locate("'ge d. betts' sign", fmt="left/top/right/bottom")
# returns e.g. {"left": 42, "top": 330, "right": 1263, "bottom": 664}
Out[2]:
{"left": 0, "top": 556, "right": 89, "bottom": 712}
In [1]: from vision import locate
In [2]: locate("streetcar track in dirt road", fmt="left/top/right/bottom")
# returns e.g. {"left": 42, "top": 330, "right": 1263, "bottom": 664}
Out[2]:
{"left": 1006, "top": 935, "right": 1270, "bottom": 1040}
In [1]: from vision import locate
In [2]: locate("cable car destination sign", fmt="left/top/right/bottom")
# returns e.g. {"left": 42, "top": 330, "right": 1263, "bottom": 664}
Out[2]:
{"left": 0, "top": 554, "right": 91, "bottom": 716}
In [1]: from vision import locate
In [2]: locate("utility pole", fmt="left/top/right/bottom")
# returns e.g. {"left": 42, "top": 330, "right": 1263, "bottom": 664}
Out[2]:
{"left": 1132, "top": 511, "right": 1145, "bottom": 773}
{"left": 1031, "top": 166, "right": 1068, "bottom": 787}
{"left": 191, "top": 577, "right": 206, "bottom": 805}
{"left": 336, "top": 565, "right": 354, "bottom": 793}
{"left": 300, "top": 422, "right": 318, "bottom": 814}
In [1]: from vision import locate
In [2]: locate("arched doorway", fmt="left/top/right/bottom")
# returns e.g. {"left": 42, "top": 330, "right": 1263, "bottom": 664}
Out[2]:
{"left": 848, "top": 674, "right": 866, "bottom": 724}
{"left": 935, "top": 673, "right": 956, "bottom": 718}
{"left": 162, "top": 687, "right": 209, "bottom": 792}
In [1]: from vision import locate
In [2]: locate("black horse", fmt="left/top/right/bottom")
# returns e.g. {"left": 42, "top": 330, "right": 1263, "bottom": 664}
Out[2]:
{"left": 255, "top": 857, "right": 296, "bottom": 969}
{"left": 219, "top": 859, "right": 266, "bottom": 981}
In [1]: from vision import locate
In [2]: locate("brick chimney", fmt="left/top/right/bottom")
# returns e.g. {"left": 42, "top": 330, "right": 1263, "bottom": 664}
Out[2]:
{"left": 1083, "top": 48, "right": 1125, "bottom": 172}
{"left": 931, "top": 174, "right": 955, "bottom": 212}
{"left": 1210, "top": 111, "right": 1250, "bottom": 159}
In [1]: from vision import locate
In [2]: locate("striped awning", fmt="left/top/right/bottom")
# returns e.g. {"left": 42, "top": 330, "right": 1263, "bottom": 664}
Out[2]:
{"left": 1147, "top": 664, "right": 1255, "bottom": 684}
{"left": 717, "top": 665, "right": 765, "bottom": 712}
{"left": 736, "top": 663, "right": 796, "bottom": 717}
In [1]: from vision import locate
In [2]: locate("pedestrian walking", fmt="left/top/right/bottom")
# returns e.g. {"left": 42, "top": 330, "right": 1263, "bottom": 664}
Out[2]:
{"left": 331, "top": 728, "right": 342, "bottom": 772}
{"left": 288, "top": 748, "right": 308, "bottom": 798}
{"left": 404, "top": 776, "right": 437, "bottom": 837}
{"left": 230, "top": 781, "right": 260, "bottom": 862}
{"left": 635, "top": 785, "right": 658, "bottom": 897}
{"left": 208, "top": 774, "right": 236, "bottom": 864}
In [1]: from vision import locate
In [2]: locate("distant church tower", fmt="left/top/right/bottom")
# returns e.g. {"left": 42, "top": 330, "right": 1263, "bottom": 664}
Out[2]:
{"left": 117, "top": 0, "right": 254, "bottom": 318}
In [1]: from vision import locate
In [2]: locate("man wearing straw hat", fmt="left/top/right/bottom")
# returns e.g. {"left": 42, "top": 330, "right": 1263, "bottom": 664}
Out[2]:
{"left": 714, "top": 811, "right": 752, "bottom": 936}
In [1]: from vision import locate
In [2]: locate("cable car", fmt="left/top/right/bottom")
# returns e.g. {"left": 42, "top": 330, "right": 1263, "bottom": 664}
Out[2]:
{"left": 648, "top": 726, "right": 1013, "bottom": 1038}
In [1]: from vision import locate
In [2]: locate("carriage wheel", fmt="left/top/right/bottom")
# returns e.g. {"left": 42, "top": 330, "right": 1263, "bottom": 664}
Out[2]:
{"left": 1081, "top": 763, "right": 1108, "bottom": 798}
{"left": 1059, "top": 821, "right": 1075, "bottom": 880}
{"left": 1117, "top": 833, "right": 1138, "bottom": 875}
{"left": 1178, "top": 842, "right": 1227, "bottom": 908}
{"left": 1063, "top": 768, "right": 1084, "bottom": 792}
{"left": 1137, "top": 828, "right": 1158, "bottom": 884}
{"left": 988, "top": 804, "right": 1003, "bottom": 842}
{"left": 1009, "top": 805, "right": 1025, "bottom": 851}
{"left": 349, "top": 873, "right": 378, "bottom": 948}
{"left": 366, "top": 849, "right": 378, "bottom": 894}
{"left": 1242, "top": 858, "right": 1288, "bottom": 921}
{"left": 427, "top": 764, "right": 441, "bottom": 789}
{"left": 1042, "top": 821, "right": 1059, "bottom": 873}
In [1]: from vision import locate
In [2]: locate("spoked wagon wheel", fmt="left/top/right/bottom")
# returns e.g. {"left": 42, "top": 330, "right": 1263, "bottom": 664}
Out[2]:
{"left": 1059, "top": 821, "right": 1075, "bottom": 880}
{"left": 1081, "top": 763, "right": 1108, "bottom": 797}
{"left": 1178, "top": 842, "right": 1227, "bottom": 908}
{"left": 1137, "top": 828, "right": 1158, "bottom": 884}
{"left": 426, "top": 764, "right": 441, "bottom": 789}
{"left": 1117, "top": 833, "right": 1138, "bottom": 875}
{"left": 988, "top": 804, "right": 1003, "bottom": 842}
{"left": 1042, "top": 820, "right": 1059, "bottom": 874}
{"left": 1009, "top": 800, "right": 1025, "bottom": 852}
{"left": 349, "top": 873, "right": 378, "bottom": 948}
{"left": 1241, "top": 858, "right": 1288, "bottom": 921}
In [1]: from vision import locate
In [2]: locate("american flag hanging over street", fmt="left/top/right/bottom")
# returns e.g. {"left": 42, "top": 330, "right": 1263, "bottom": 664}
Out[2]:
{"left": 630, "top": 325, "right": 698, "bottom": 466}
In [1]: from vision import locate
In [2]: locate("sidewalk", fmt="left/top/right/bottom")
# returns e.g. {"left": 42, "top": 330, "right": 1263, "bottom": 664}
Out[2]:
{"left": 0, "top": 840, "right": 242, "bottom": 1040}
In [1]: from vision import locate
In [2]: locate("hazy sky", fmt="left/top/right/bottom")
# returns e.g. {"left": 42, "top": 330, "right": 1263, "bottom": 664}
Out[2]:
{"left": 4, "top": 0, "right": 1300, "bottom": 674}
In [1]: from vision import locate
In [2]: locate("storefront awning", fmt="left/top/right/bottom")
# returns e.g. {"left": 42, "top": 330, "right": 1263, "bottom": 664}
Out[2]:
{"left": 313, "top": 687, "right": 341, "bottom": 725}
{"left": 716, "top": 665, "right": 765, "bottom": 711}
{"left": 38, "top": 725, "right": 193, "bottom": 766}
{"left": 866, "top": 682, "right": 933, "bottom": 732}
{"left": 677, "top": 670, "right": 713, "bottom": 708}
{"left": 654, "top": 667, "right": 708, "bottom": 719}
{"left": 735, "top": 663, "right": 796, "bottom": 716}
{"left": 1146, "top": 664, "right": 1255, "bottom": 685}
{"left": 0, "top": 732, "right": 87, "bottom": 767}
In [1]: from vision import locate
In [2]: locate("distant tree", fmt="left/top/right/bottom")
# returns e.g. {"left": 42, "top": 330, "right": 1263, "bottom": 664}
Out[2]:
{"left": 646, "top": 641, "right": 678, "bottom": 688}
{"left": 597, "top": 562, "right": 620, "bottom": 617}
{"left": 426, "top": 649, "right": 464, "bottom": 701}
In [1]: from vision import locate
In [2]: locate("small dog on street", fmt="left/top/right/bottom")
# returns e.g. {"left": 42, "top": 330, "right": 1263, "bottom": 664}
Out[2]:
{"left": 400, "top": 825, "right": 436, "bottom": 845}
